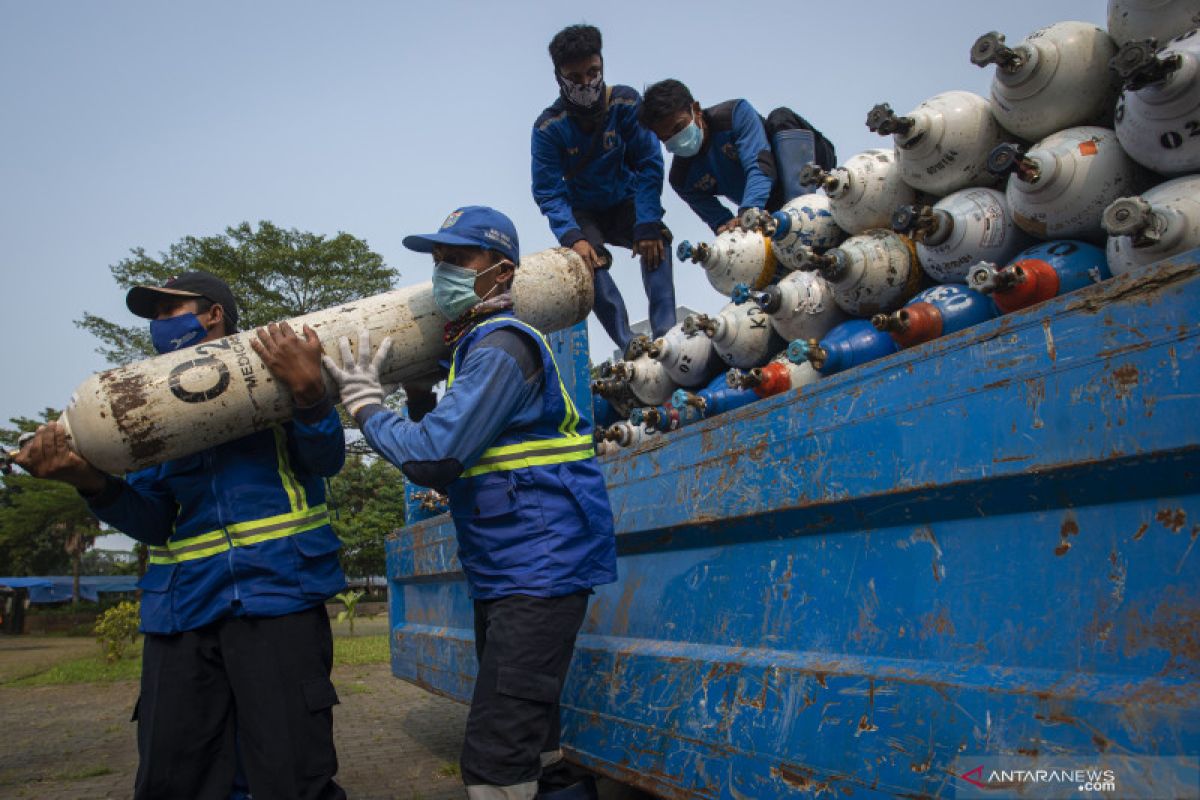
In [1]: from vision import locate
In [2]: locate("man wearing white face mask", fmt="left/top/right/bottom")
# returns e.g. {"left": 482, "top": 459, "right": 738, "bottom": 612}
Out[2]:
{"left": 322, "top": 206, "right": 617, "bottom": 800}
{"left": 530, "top": 24, "right": 675, "bottom": 355}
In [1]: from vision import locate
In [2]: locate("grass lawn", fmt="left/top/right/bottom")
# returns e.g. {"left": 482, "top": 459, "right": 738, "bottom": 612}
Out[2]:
{"left": 3, "top": 633, "right": 391, "bottom": 687}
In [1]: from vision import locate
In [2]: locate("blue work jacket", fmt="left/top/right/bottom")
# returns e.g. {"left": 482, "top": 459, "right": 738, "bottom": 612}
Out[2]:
{"left": 669, "top": 99, "right": 775, "bottom": 232}
{"left": 531, "top": 84, "right": 666, "bottom": 247}
{"left": 359, "top": 315, "right": 618, "bottom": 599}
{"left": 86, "top": 404, "right": 347, "bottom": 635}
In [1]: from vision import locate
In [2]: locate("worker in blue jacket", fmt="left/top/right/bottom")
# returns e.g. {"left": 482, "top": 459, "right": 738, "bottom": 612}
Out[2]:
{"left": 14, "top": 271, "right": 348, "bottom": 800}
{"left": 639, "top": 78, "right": 838, "bottom": 233}
{"left": 322, "top": 206, "right": 617, "bottom": 800}
{"left": 531, "top": 24, "right": 675, "bottom": 353}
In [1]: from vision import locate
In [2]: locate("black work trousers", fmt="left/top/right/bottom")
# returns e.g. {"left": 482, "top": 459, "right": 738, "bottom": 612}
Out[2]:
{"left": 461, "top": 591, "right": 591, "bottom": 792}
{"left": 133, "top": 604, "right": 345, "bottom": 800}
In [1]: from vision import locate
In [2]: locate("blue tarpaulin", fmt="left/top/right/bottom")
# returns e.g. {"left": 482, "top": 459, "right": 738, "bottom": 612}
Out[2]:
{"left": 0, "top": 575, "right": 139, "bottom": 603}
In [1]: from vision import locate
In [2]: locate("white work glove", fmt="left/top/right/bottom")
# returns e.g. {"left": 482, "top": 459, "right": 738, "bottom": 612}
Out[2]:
{"left": 321, "top": 327, "right": 394, "bottom": 416}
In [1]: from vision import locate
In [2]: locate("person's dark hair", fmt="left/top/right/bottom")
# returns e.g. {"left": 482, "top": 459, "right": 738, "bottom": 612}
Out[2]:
{"left": 639, "top": 79, "right": 695, "bottom": 128}
{"left": 549, "top": 24, "right": 602, "bottom": 69}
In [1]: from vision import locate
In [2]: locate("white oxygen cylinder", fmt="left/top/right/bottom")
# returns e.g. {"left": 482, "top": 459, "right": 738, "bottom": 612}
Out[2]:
{"left": 891, "top": 188, "right": 1034, "bottom": 283}
{"left": 59, "top": 248, "right": 593, "bottom": 474}
{"left": 682, "top": 300, "right": 783, "bottom": 369}
{"left": 647, "top": 323, "right": 721, "bottom": 389}
{"left": 741, "top": 194, "right": 844, "bottom": 271}
{"left": 988, "top": 127, "right": 1153, "bottom": 243}
{"left": 750, "top": 270, "right": 847, "bottom": 342}
{"left": 676, "top": 229, "right": 776, "bottom": 296}
{"left": 1103, "top": 175, "right": 1200, "bottom": 275}
{"left": 800, "top": 149, "right": 918, "bottom": 235}
{"left": 1112, "top": 30, "right": 1200, "bottom": 175}
{"left": 865, "top": 91, "right": 1007, "bottom": 195}
{"left": 808, "top": 230, "right": 925, "bottom": 317}
{"left": 971, "top": 21, "right": 1121, "bottom": 141}
{"left": 1108, "top": 0, "right": 1200, "bottom": 46}
{"left": 606, "top": 353, "right": 676, "bottom": 407}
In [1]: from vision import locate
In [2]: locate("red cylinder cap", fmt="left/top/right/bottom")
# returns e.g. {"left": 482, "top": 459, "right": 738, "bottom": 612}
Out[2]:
{"left": 891, "top": 303, "right": 943, "bottom": 348}
{"left": 994, "top": 259, "right": 1061, "bottom": 313}
{"left": 756, "top": 361, "right": 793, "bottom": 398}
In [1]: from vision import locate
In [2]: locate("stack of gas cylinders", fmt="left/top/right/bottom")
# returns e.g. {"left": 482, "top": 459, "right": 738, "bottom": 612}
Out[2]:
{"left": 592, "top": 0, "right": 1200, "bottom": 454}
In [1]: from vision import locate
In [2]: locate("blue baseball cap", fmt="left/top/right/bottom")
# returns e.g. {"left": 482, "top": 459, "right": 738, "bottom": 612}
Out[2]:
{"left": 402, "top": 205, "right": 520, "bottom": 263}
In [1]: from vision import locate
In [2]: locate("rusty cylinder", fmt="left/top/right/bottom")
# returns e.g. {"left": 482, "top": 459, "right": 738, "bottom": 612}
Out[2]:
{"left": 59, "top": 247, "right": 593, "bottom": 474}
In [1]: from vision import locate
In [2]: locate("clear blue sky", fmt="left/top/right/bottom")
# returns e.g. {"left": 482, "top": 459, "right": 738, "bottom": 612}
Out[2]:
{"left": 0, "top": 0, "right": 1106, "bottom": 430}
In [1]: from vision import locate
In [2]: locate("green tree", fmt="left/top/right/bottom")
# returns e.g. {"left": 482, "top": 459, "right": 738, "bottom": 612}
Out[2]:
{"left": 329, "top": 454, "right": 407, "bottom": 592}
{"left": 0, "top": 411, "right": 99, "bottom": 600}
{"left": 76, "top": 220, "right": 397, "bottom": 365}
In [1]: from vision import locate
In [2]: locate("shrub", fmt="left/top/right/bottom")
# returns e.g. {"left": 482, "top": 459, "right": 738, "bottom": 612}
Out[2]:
{"left": 93, "top": 601, "right": 140, "bottom": 663}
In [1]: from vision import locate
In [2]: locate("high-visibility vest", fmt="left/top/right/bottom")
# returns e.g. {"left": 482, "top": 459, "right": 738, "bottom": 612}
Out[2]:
{"left": 443, "top": 315, "right": 617, "bottom": 599}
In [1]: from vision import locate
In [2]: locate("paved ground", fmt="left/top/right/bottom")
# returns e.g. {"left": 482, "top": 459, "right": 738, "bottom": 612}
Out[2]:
{"left": 0, "top": 627, "right": 649, "bottom": 799}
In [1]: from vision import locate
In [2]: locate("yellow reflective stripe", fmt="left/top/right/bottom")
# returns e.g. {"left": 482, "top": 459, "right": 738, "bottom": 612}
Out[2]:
{"left": 478, "top": 317, "right": 580, "bottom": 436}
{"left": 461, "top": 446, "right": 595, "bottom": 478}
{"left": 474, "top": 434, "right": 592, "bottom": 460}
{"left": 146, "top": 505, "right": 330, "bottom": 565}
{"left": 272, "top": 427, "right": 307, "bottom": 513}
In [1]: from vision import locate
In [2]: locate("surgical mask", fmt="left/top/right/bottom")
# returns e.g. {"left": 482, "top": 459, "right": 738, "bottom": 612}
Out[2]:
{"left": 557, "top": 71, "right": 605, "bottom": 111}
{"left": 666, "top": 116, "right": 703, "bottom": 158}
{"left": 150, "top": 313, "right": 208, "bottom": 354}
{"left": 432, "top": 261, "right": 504, "bottom": 320}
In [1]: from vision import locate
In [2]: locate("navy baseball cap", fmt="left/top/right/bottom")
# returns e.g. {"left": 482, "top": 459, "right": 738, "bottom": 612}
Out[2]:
{"left": 403, "top": 205, "right": 520, "bottom": 263}
{"left": 126, "top": 270, "right": 240, "bottom": 332}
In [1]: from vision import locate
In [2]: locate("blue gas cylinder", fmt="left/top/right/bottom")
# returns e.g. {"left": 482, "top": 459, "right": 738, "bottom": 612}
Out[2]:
{"left": 788, "top": 319, "right": 900, "bottom": 375}
{"left": 874, "top": 284, "right": 999, "bottom": 348}
{"left": 671, "top": 372, "right": 760, "bottom": 421}
{"left": 969, "top": 240, "right": 1110, "bottom": 313}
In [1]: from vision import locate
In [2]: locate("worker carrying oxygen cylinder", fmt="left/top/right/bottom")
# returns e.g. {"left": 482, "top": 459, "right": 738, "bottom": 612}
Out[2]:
{"left": 531, "top": 23, "right": 675, "bottom": 355}
{"left": 639, "top": 78, "right": 837, "bottom": 233}
{"left": 13, "top": 271, "right": 348, "bottom": 800}
{"left": 322, "top": 206, "right": 617, "bottom": 800}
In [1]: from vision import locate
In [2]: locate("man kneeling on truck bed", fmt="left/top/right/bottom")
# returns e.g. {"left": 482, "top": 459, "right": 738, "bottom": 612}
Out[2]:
{"left": 322, "top": 205, "right": 618, "bottom": 800}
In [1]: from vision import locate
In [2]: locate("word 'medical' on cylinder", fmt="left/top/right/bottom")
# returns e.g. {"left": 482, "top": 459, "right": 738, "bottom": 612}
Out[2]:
{"left": 61, "top": 247, "right": 594, "bottom": 474}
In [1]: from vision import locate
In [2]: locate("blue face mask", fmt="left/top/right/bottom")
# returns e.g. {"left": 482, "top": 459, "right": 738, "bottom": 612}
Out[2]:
{"left": 150, "top": 313, "right": 208, "bottom": 354}
{"left": 665, "top": 115, "right": 703, "bottom": 158}
{"left": 432, "top": 261, "right": 503, "bottom": 320}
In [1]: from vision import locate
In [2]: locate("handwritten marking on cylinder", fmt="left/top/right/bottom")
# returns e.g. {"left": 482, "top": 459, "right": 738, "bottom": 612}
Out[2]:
{"left": 169, "top": 357, "right": 231, "bottom": 404}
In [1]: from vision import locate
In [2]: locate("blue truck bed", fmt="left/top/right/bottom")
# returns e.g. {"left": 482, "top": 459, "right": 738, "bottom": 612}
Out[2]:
{"left": 386, "top": 250, "right": 1200, "bottom": 797}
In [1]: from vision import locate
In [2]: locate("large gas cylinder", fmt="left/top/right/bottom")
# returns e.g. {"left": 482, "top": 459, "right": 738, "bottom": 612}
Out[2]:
{"left": 676, "top": 228, "right": 776, "bottom": 296}
{"left": 892, "top": 188, "right": 1034, "bottom": 283}
{"left": 681, "top": 300, "right": 783, "bottom": 370}
{"left": 787, "top": 319, "right": 900, "bottom": 376}
{"left": 59, "top": 248, "right": 593, "bottom": 475}
{"left": 1108, "top": 0, "right": 1200, "bottom": 47}
{"left": 968, "top": 240, "right": 1111, "bottom": 313}
{"left": 645, "top": 323, "right": 722, "bottom": 389}
{"left": 988, "top": 126, "right": 1152, "bottom": 243}
{"left": 670, "top": 372, "right": 760, "bottom": 423}
{"left": 600, "top": 421, "right": 659, "bottom": 449}
{"left": 1112, "top": 30, "right": 1200, "bottom": 175}
{"left": 872, "top": 284, "right": 999, "bottom": 348}
{"left": 602, "top": 353, "right": 676, "bottom": 407}
{"left": 740, "top": 194, "right": 844, "bottom": 270}
{"left": 804, "top": 230, "right": 925, "bottom": 317}
{"left": 630, "top": 399, "right": 703, "bottom": 433}
{"left": 738, "top": 270, "right": 846, "bottom": 343}
{"left": 866, "top": 91, "right": 1006, "bottom": 195}
{"left": 971, "top": 21, "right": 1121, "bottom": 141}
{"left": 727, "top": 352, "right": 820, "bottom": 398}
{"left": 799, "top": 149, "right": 917, "bottom": 235}
{"left": 1104, "top": 174, "right": 1200, "bottom": 275}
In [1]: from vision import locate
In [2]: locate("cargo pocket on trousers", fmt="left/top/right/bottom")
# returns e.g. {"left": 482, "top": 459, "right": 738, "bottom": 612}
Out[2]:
{"left": 300, "top": 677, "right": 340, "bottom": 776}
{"left": 496, "top": 665, "right": 561, "bottom": 704}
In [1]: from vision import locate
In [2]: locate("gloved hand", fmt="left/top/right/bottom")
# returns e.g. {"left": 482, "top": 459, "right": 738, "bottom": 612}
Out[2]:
{"left": 321, "top": 327, "right": 394, "bottom": 417}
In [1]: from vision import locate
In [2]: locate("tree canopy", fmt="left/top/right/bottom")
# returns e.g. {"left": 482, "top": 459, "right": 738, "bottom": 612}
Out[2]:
{"left": 76, "top": 220, "right": 397, "bottom": 364}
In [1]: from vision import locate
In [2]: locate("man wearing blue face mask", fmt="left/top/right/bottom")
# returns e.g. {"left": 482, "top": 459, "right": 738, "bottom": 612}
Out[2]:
{"left": 639, "top": 79, "right": 838, "bottom": 234}
{"left": 14, "top": 270, "right": 348, "bottom": 800}
{"left": 531, "top": 24, "right": 675, "bottom": 355}
{"left": 322, "top": 206, "right": 617, "bottom": 800}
